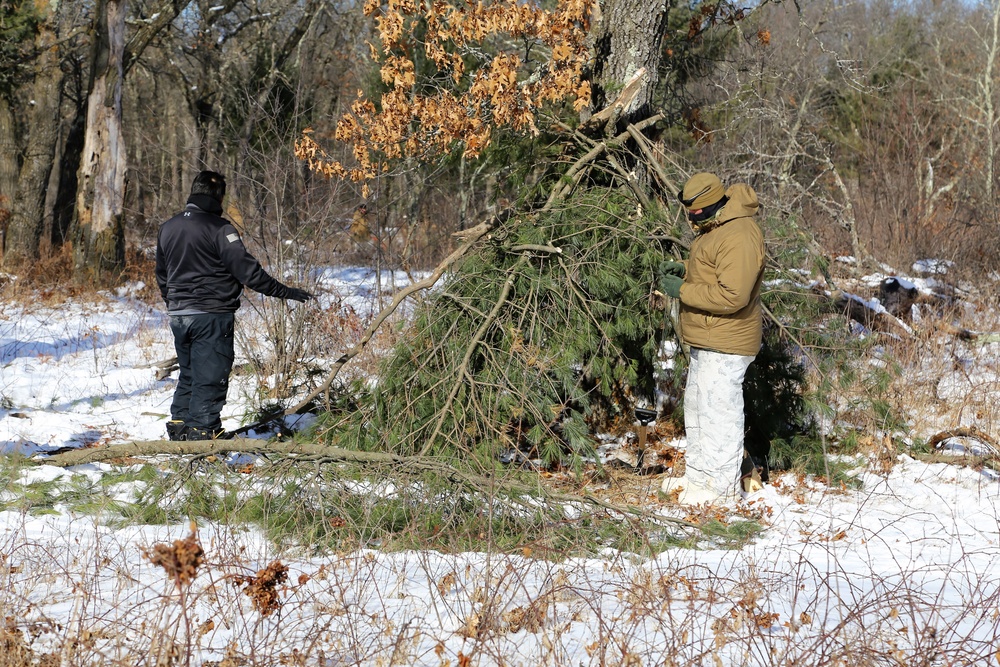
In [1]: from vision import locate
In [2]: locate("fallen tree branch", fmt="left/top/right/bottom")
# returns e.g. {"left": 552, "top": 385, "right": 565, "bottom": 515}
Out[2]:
{"left": 304, "top": 220, "right": 493, "bottom": 412}
{"left": 911, "top": 451, "right": 1000, "bottom": 474}
{"left": 625, "top": 123, "right": 694, "bottom": 239}
{"left": 544, "top": 142, "right": 607, "bottom": 210}
{"left": 544, "top": 114, "right": 664, "bottom": 211}
{"left": 139, "top": 356, "right": 180, "bottom": 381}
{"left": 509, "top": 244, "right": 562, "bottom": 255}
{"left": 828, "top": 289, "right": 913, "bottom": 338}
{"left": 926, "top": 427, "right": 998, "bottom": 454}
{"left": 33, "top": 439, "right": 695, "bottom": 531}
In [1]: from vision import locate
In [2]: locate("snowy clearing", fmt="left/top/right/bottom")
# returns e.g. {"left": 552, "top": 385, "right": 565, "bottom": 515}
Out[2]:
{"left": 2, "top": 269, "right": 1000, "bottom": 665}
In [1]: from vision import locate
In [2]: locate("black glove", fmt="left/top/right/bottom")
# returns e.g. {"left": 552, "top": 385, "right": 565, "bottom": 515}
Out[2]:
{"left": 659, "top": 273, "right": 683, "bottom": 299}
{"left": 659, "top": 260, "right": 686, "bottom": 278}
{"left": 283, "top": 287, "right": 314, "bottom": 302}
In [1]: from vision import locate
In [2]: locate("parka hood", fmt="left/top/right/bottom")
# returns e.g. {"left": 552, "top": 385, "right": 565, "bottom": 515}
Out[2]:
{"left": 717, "top": 183, "right": 759, "bottom": 222}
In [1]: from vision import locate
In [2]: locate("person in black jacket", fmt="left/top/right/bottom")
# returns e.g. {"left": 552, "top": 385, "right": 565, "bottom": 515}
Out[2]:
{"left": 155, "top": 171, "right": 313, "bottom": 441}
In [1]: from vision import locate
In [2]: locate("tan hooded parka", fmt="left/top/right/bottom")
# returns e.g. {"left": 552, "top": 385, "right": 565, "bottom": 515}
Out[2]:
{"left": 678, "top": 183, "right": 765, "bottom": 356}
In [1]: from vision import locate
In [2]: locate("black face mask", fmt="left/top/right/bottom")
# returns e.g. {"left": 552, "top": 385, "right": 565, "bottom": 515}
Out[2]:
{"left": 688, "top": 196, "right": 728, "bottom": 224}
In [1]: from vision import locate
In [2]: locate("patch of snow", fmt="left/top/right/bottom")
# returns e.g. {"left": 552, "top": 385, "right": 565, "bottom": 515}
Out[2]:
{"left": 913, "top": 258, "right": 954, "bottom": 275}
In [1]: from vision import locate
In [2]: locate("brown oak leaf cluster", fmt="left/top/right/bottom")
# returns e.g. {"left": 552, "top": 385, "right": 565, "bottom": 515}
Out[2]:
{"left": 295, "top": 0, "right": 592, "bottom": 196}
{"left": 235, "top": 560, "right": 289, "bottom": 617}
{"left": 143, "top": 528, "right": 204, "bottom": 587}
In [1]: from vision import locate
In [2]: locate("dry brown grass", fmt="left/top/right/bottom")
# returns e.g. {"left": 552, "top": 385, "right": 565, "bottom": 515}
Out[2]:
{"left": 0, "top": 245, "right": 159, "bottom": 307}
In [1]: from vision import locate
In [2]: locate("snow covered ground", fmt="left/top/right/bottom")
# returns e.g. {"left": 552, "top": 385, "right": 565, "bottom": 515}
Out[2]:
{"left": 2, "top": 268, "right": 1000, "bottom": 665}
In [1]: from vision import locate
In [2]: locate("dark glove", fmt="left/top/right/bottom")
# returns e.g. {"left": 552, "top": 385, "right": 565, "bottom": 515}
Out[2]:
{"left": 659, "top": 273, "right": 683, "bottom": 299}
{"left": 659, "top": 260, "right": 686, "bottom": 278}
{"left": 283, "top": 287, "right": 314, "bottom": 302}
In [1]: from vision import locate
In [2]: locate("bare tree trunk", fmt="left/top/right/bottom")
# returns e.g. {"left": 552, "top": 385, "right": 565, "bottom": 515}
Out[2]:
{"left": 823, "top": 155, "right": 869, "bottom": 264}
{"left": 162, "top": 99, "right": 181, "bottom": 210}
{"left": 5, "top": 10, "right": 62, "bottom": 266}
{"left": 40, "top": 119, "right": 65, "bottom": 258}
{"left": 73, "top": 0, "right": 127, "bottom": 283}
{"left": 0, "top": 96, "right": 16, "bottom": 202}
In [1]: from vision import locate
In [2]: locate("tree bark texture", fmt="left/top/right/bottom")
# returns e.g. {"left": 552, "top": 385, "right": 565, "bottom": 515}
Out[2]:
{"left": 589, "top": 0, "right": 668, "bottom": 125}
{"left": 6, "top": 11, "right": 62, "bottom": 266}
{"left": 74, "top": 0, "right": 127, "bottom": 283}
{"left": 0, "top": 96, "right": 16, "bottom": 204}
{"left": 0, "top": 96, "right": 16, "bottom": 257}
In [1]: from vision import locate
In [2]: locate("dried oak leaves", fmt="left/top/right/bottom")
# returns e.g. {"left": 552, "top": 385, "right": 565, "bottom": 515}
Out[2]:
{"left": 142, "top": 526, "right": 290, "bottom": 617}
{"left": 295, "top": 0, "right": 593, "bottom": 196}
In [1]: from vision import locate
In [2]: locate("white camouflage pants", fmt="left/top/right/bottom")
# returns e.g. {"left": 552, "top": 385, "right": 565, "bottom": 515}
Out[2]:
{"left": 684, "top": 347, "right": 755, "bottom": 497}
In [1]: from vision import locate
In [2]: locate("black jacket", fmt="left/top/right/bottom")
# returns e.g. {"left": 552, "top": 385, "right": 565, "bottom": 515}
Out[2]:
{"left": 155, "top": 197, "right": 294, "bottom": 313}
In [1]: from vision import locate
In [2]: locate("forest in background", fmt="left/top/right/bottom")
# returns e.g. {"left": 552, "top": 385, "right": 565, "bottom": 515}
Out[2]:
{"left": 2, "top": 0, "right": 1000, "bottom": 285}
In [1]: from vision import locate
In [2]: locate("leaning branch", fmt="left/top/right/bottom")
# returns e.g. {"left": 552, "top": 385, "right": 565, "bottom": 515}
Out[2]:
{"left": 302, "top": 220, "right": 491, "bottom": 409}
{"left": 544, "top": 114, "right": 664, "bottom": 211}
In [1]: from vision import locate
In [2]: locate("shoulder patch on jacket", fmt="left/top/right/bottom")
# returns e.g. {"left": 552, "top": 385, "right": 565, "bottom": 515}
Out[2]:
{"left": 226, "top": 233, "right": 240, "bottom": 243}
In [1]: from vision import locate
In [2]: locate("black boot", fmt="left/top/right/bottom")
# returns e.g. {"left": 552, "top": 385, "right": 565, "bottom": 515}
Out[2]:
{"left": 166, "top": 420, "right": 189, "bottom": 441}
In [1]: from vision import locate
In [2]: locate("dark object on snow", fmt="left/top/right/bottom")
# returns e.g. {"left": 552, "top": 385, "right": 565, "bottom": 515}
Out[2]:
{"left": 879, "top": 277, "right": 918, "bottom": 319}
{"left": 739, "top": 454, "right": 767, "bottom": 492}
{"left": 165, "top": 419, "right": 233, "bottom": 441}
{"left": 186, "top": 426, "right": 233, "bottom": 441}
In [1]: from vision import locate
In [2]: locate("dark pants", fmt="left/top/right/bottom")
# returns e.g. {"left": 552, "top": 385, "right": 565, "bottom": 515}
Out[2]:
{"left": 169, "top": 313, "right": 235, "bottom": 431}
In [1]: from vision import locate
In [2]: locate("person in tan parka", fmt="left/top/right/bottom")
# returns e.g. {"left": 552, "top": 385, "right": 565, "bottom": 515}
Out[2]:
{"left": 658, "top": 172, "right": 765, "bottom": 504}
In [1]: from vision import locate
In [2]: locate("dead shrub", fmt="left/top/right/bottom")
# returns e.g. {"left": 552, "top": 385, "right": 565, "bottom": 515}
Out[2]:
{"left": 501, "top": 603, "right": 547, "bottom": 633}
{"left": 234, "top": 560, "right": 289, "bottom": 616}
{"left": 142, "top": 526, "right": 204, "bottom": 587}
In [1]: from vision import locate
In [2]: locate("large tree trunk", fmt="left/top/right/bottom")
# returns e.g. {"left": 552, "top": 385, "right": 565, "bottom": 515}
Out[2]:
{"left": 73, "top": 0, "right": 127, "bottom": 283}
{"left": 5, "top": 10, "right": 62, "bottom": 267}
{"left": 589, "top": 0, "right": 669, "bottom": 127}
